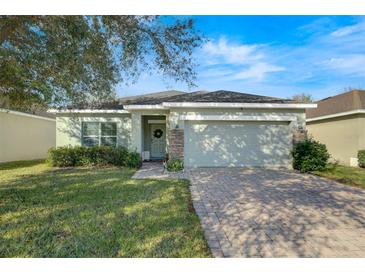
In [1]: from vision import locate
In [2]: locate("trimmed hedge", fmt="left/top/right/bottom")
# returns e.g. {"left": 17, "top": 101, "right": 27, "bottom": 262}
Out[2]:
{"left": 47, "top": 146, "right": 141, "bottom": 168}
{"left": 292, "top": 138, "right": 330, "bottom": 172}
{"left": 166, "top": 159, "right": 184, "bottom": 172}
{"left": 358, "top": 150, "right": 365, "bottom": 168}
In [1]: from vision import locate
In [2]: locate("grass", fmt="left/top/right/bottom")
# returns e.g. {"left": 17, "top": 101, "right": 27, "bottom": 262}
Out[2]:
{"left": 312, "top": 164, "right": 365, "bottom": 189}
{"left": 0, "top": 160, "right": 211, "bottom": 258}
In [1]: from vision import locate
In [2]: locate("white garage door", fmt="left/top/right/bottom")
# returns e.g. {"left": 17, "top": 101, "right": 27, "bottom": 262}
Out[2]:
{"left": 184, "top": 121, "right": 292, "bottom": 168}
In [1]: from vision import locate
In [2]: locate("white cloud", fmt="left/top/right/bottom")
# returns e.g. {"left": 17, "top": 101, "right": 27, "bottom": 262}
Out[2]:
{"left": 202, "top": 37, "right": 263, "bottom": 65}
{"left": 323, "top": 55, "right": 365, "bottom": 75}
{"left": 232, "top": 62, "right": 285, "bottom": 81}
{"left": 199, "top": 37, "right": 283, "bottom": 81}
{"left": 330, "top": 21, "right": 365, "bottom": 37}
{"left": 199, "top": 67, "right": 234, "bottom": 78}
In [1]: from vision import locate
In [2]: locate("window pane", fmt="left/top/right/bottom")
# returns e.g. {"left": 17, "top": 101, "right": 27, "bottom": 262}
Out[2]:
{"left": 101, "top": 137, "right": 117, "bottom": 147}
{"left": 82, "top": 137, "right": 99, "bottom": 147}
{"left": 101, "top": 123, "right": 117, "bottom": 136}
{"left": 82, "top": 122, "right": 99, "bottom": 136}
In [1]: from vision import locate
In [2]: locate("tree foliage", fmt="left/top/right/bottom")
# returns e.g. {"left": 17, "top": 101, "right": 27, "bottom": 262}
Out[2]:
{"left": 291, "top": 93, "right": 313, "bottom": 103}
{"left": 0, "top": 16, "right": 203, "bottom": 111}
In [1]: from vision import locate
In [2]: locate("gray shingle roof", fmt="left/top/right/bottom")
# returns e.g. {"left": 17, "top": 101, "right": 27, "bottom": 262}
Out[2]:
{"left": 119, "top": 90, "right": 185, "bottom": 103}
{"left": 68, "top": 90, "right": 295, "bottom": 109}
{"left": 126, "top": 90, "right": 295, "bottom": 105}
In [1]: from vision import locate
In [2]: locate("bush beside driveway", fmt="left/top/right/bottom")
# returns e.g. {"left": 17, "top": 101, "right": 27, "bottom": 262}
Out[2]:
{"left": 0, "top": 160, "right": 211, "bottom": 258}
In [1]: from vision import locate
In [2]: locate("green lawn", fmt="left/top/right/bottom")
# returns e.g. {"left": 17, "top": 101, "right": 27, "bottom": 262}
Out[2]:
{"left": 312, "top": 164, "right": 365, "bottom": 189}
{"left": 0, "top": 160, "right": 211, "bottom": 258}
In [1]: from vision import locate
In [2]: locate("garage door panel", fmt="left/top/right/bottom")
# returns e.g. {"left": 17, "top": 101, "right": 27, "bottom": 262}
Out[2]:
{"left": 184, "top": 121, "right": 291, "bottom": 168}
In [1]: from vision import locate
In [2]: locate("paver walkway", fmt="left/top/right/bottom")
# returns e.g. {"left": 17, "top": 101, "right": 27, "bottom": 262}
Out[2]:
{"left": 188, "top": 168, "right": 365, "bottom": 258}
{"left": 132, "top": 162, "right": 186, "bottom": 180}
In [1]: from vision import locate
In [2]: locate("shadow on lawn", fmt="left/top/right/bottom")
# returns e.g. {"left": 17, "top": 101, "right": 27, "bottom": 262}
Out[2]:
{"left": 0, "top": 167, "right": 210, "bottom": 258}
{"left": 0, "top": 160, "right": 45, "bottom": 171}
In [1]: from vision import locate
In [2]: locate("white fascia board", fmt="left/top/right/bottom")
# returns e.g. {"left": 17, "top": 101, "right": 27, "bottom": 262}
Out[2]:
{"left": 0, "top": 108, "right": 56, "bottom": 122}
{"left": 180, "top": 114, "right": 296, "bottom": 122}
{"left": 147, "top": 119, "right": 166, "bottom": 124}
{"left": 48, "top": 109, "right": 129, "bottom": 114}
{"left": 162, "top": 102, "right": 317, "bottom": 109}
{"left": 123, "top": 105, "right": 167, "bottom": 110}
{"left": 306, "top": 109, "right": 365, "bottom": 122}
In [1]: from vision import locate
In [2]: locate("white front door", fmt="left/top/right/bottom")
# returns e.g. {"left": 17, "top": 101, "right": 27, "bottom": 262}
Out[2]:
{"left": 150, "top": 124, "right": 166, "bottom": 159}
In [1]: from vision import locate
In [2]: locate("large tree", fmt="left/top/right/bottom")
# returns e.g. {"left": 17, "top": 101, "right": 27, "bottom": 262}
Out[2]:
{"left": 0, "top": 16, "right": 203, "bottom": 111}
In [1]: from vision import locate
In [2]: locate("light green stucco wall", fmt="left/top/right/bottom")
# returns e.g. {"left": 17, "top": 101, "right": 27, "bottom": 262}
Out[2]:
{"left": 0, "top": 112, "right": 55, "bottom": 163}
{"left": 56, "top": 113, "right": 131, "bottom": 149}
{"left": 55, "top": 108, "right": 306, "bottom": 160}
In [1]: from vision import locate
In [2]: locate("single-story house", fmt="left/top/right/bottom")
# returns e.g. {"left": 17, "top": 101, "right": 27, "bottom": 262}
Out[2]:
{"left": 0, "top": 108, "right": 56, "bottom": 163}
{"left": 51, "top": 90, "right": 316, "bottom": 168}
{"left": 306, "top": 90, "right": 365, "bottom": 167}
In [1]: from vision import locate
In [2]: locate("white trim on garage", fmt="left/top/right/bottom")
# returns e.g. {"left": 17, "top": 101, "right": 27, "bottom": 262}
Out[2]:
{"left": 180, "top": 114, "right": 296, "bottom": 122}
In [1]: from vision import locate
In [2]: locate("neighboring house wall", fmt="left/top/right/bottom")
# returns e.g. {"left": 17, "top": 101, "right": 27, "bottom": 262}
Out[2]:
{"left": 56, "top": 113, "right": 132, "bottom": 148}
{"left": 0, "top": 111, "right": 55, "bottom": 163}
{"left": 307, "top": 114, "right": 365, "bottom": 166}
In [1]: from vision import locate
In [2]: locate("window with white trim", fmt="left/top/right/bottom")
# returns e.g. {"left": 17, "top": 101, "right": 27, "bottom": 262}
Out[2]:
{"left": 82, "top": 122, "right": 117, "bottom": 147}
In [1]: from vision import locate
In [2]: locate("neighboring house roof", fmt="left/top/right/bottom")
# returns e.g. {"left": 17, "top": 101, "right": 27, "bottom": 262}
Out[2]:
{"left": 307, "top": 90, "right": 365, "bottom": 120}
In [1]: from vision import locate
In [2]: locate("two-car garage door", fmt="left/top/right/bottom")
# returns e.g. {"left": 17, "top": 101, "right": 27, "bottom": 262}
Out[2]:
{"left": 184, "top": 121, "right": 292, "bottom": 168}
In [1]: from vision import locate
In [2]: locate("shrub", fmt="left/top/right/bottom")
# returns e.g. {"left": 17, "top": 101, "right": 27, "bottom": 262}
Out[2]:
{"left": 125, "top": 151, "right": 141, "bottom": 168}
{"left": 358, "top": 150, "right": 365, "bottom": 168}
{"left": 166, "top": 159, "right": 184, "bottom": 172}
{"left": 47, "top": 146, "right": 141, "bottom": 168}
{"left": 47, "top": 147, "right": 76, "bottom": 167}
{"left": 110, "top": 146, "right": 129, "bottom": 166}
{"left": 292, "top": 138, "right": 330, "bottom": 172}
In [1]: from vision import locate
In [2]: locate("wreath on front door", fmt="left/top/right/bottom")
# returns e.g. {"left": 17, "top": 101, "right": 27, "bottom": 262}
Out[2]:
{"left": 153, "top": 129, "right": 164, "bottom": 139}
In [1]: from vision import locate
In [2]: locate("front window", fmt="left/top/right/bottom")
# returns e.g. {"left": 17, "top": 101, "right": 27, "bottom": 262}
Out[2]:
{"left": 82, "top": 122, "right": 117, "bottom": 147}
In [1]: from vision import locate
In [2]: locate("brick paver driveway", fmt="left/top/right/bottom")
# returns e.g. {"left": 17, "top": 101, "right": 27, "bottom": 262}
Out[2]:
{"left": 187, "top": 168, "right": 365, "bottom": 257}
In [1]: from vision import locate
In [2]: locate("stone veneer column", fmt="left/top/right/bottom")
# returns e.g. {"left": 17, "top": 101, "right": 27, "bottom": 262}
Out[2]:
{"left": 168, "top": 128, "right": 184, "bottom": 160}
{"left": 293, "top": 128, "right": 307, "bottom": 145}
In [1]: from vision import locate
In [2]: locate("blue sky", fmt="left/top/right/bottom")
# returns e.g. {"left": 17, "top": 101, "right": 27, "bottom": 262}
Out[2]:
{"left": 117, "top": 16, "right": 365, "bottom": 100}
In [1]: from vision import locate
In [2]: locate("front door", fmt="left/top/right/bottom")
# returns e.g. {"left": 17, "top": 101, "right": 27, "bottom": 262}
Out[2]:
{"left": 150, "top": 124, "right": 166, "bottom": 159}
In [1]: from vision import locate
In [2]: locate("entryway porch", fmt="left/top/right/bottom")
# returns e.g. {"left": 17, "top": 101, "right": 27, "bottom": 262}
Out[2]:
{"left": 141, "top": 115, "right": 167, "bottom": 161}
